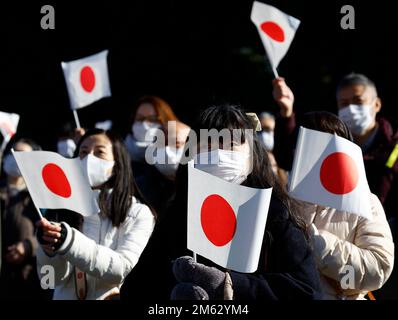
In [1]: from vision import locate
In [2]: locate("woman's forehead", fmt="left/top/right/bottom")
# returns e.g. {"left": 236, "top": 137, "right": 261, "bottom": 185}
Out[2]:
{"left": 81, "top": 134, "right": 112, "bottom": 148}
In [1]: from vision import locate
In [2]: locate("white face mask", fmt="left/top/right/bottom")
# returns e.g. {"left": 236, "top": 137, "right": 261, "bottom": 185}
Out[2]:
{"left": 3, "top": 154, "right": 21, "bottom": 178}
{"left": 194, "top": 149, "right": 252, "bottom": 185}
{"left": 338, "top": 104, "right": 374, "bottom": 136}
{"left": 260, "top": 131, "right": 274, "bottom": 151}
{"left": 132, "top": 121, "right": 161, "bottom": 143}
{"left": 154, "top": 146, "right": 184, "bottom": 179}
{"left": 80, "top": 154, "right": 115, "bottom": 188}
{"left": 57, "top": 139, "right": 76, "bottom": 158}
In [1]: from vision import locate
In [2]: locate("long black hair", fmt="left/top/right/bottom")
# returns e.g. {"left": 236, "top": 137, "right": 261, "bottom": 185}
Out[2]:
{"left": 75, "top": 129, "right": 155, "bottom": 227}
{"left": 189, "top": 104, "right": 307, "bottom": 234}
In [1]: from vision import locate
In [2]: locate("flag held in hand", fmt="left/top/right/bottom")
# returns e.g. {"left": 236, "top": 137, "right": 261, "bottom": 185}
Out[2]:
{"left": 61, "top": 50, "right": 111, "bottom": 110}
{"left": 187, "top": 161, "right": 272, "bottom": 273}
{"left": 251, "top": 1, "right": 300, "bottom": 71}
{"left": 13, "top": 150, "right": 100, "bottom": 217}
{"left": 289, "top": 127, "right": 372, "bottom": 219}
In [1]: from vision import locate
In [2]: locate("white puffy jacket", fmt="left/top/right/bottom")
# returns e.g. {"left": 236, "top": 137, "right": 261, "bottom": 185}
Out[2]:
{"left": 298, "top": 194, "right": 394, "bottom": 300}
{"left": 36, "top": 196, "right": 155, "bottom": 300}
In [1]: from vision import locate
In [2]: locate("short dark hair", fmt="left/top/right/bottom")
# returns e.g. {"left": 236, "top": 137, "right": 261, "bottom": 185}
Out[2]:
{"left": 301, "top": 111, "right": 354, "bottom": 142}
{"left": 336, "top": 73, "right": 378, "bottom": 96}
{"left": 13, "top": 138, "right": 42, "bottom": 151}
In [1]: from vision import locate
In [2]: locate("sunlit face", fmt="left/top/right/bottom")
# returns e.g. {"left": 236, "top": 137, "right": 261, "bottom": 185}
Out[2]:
{"left": 134, "top": 103, "right": 159, "bottom": 123}
{"left": 78, "top": 134, "right": 114, "bottom": 161}
{"left": 337, "top": 84, "right": 381, "bottom": 112}
{"left": 13, "top": 142, "right": 33, "bottom": 152}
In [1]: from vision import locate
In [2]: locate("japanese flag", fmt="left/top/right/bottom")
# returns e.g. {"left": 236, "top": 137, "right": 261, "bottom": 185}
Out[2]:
{"left": 13, "top": 150, "right": 99, "bottom": 217}
{"left": 187, "top": 161, "right": 272, "bottom": 273}
{"left": 251, "top": 1, "right": 300, "bottom": 71}
{"left": 61, "top": 50, "right": 111, "bottom": 110}
{"left": 0, "top": 111, "right": 20, "bottom": 144}
{"left": 289, "top": 127, "right": 372, "bottom": 219}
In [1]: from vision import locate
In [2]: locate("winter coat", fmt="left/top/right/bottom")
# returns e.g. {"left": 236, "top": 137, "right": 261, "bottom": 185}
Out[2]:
{"left": 298, "top": 194, "right": 394, "bottom": 299}
{"left": 36, "top": 196, "right": 155, "bottom": 300}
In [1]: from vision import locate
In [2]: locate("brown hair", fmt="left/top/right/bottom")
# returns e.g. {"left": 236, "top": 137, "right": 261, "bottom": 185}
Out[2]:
{"left": 132, "top": 96, "right": 179, "bottom": 128}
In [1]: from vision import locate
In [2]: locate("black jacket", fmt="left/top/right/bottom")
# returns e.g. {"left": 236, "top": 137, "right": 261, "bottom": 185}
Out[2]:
{"left": 121, "top": 165, "right": 323, "bottom": 300}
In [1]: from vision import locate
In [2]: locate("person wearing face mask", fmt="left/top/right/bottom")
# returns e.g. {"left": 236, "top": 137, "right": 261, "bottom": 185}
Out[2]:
{"left": 124, "top": 96, "right": 184, "bottom": 216}
{"left": 121, "top": 105, "right": 322, "bottom": 301}
{"left": 0, "top": 138, "right": 49, "bottom": 299}
{"left": 56, "top": 122, "right": 87, "bottom": 158}
{"left": 271, "top": 74, "right": 398, "bottom": 299}
{"left": 153, "top": 121, "right": 191, "bottom": 181}
{"left": 258, "top": 111, "right": 275, "bottom": 151}
{"left": 35, "top": 129, "right": 155, "bottom": 300}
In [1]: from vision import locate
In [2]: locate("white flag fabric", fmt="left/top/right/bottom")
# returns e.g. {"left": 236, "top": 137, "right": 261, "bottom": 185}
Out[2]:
{"left": 187, "top": 161, "right": 272, "bottom": 273}
{"left": 61, "top": 50, "right": 111, "bottom": 110}
{"left": 251, "top": 1, "right": 300, "bottom": 70}
{"left": 0, "top": 111, "right": 20, "bottom": 144}
{"left": 289, "top": 127, "right": 372, "bottom": 219}
{"left": 13, "top": 150, "right": 99, "bottom": 217}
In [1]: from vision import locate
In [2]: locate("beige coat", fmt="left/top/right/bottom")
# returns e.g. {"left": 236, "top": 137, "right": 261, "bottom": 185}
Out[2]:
{"left": 298, "top": 194, "right": 394, "bottom": 300}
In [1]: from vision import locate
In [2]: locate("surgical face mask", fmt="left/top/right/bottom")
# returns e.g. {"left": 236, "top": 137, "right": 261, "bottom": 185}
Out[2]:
{"left": 154, "top": 146, "right": 184, "bottom": 179}
{"left": 260, "top": 131, "right": 274, "bottom": 151}
{"left": 338, "top": 104, "right": 374, "bottom": 136}
{"left": 80, "top": 154, "right": 115, "bottom": 188}
{"left": 3, "top": 154, "right": 21, "bottom": 178}
{"left": 194, "top": 149, "right": 252, "bottom": 185}
{"left": 132, "top": 121, "right": 161, "bottom": 143}
{"left": 57, "top": 139, "right": 76, "bottom": 158}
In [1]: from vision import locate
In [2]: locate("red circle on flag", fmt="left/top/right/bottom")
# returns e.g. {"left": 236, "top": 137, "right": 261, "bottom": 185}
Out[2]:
{"left": 320, "top": 152, "right": 359, "bottom": 195}
{"left": 80, "top": 66, "right": 96, "bottom": 92}
{"left": 260, "top": 21, "right": 285, "bottom": 42}
{"left": 200, "top": 194, "right": 237, "bottom": 247}
{"left": 42, "top": 163, "right": 72, "bottom": 198}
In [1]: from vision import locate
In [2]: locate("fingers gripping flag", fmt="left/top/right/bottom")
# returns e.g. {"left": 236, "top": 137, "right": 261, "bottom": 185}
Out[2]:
{"left": 251, "top": 1, "right": 300, "bottom": 71}
{"left": 13, "top": 150, "right": 99, "bottom": 217}
{"left": 188, "top": 161, "right": 272, "bottom": 273}
{"left": 61, "top": 50, "right": 111, "bottom": 110}
{"left": 289, "top": 127, "right": 372, "bottom": 219}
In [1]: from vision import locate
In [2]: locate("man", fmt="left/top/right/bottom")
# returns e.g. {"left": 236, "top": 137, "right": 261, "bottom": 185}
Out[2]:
{"left": 272, "top": 73, "right": 397, "bottom": 299}
{"left": 272, "top": 73, "right": 398, "bottom": 221}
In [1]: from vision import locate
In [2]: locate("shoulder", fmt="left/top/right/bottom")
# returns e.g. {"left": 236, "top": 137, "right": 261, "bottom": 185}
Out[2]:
{"left": 126, "top": 196, "right": 154, "bottom": 221}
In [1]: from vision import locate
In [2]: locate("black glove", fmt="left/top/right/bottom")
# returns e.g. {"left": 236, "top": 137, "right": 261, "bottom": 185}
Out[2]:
{"left": 170, "top": 283, "right": 209, "bottom": 300}
{"left": 37, "top": 222, "right": 67, "bottom": 251}
{"left": 172, "top": 256, "right": 226, "bottom": 300}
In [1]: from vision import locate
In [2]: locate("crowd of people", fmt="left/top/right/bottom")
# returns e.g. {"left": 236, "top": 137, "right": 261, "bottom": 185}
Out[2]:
{"left": 0, "top": 73, "right": 396, "bottom": 300}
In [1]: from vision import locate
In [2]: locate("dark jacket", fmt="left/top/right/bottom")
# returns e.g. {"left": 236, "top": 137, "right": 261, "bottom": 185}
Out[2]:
{"left": 274, "top": 114, "right": 398, "bottom": 220}
{"left": 121, "top": 165, "right": 323, "bottom": 300}
{"left": 0, "top": 183, "right": 47, "bottom": 300}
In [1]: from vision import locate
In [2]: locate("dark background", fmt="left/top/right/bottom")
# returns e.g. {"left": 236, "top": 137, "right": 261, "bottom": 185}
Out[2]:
{"left": 1, "top": 0, "right": 397, "bottom": 150}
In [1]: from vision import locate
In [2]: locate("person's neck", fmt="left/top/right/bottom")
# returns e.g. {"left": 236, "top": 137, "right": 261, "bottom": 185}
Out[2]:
{"left": 354, "top": 122, "right": 378, "bottom": 147}
{"left": 8, "top": 176, "right": 25, "bottom": 188}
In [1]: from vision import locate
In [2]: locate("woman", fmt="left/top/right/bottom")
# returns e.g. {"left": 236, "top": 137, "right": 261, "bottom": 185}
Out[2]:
{"left": 295, "top": 112, "right": 394, "bottom": 300}
{"left": 124, "top": 95, "right": 189, "bottom": 216}
{"left": 36, "top": 129, "right": 155, "bottom": 300}
{"left": 122, "top": 105, "right": 322, "bottom": 300}
{"left": 0, "top": 138, "right": 46, "bottom": 299}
